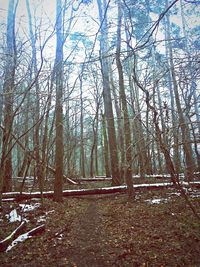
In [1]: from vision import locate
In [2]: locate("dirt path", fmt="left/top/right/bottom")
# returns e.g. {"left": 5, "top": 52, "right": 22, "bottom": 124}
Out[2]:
{"left": 65, "top": 197, "right": 110, "bottom": 267}
{"left": 0, "top": 190, "right": 199, "bottom": 267}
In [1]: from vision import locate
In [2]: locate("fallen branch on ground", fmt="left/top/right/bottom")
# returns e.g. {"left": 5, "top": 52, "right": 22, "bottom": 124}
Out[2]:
{"left": 0, "top": 221, "right": 26, "bottom": 252}
{"left": 0, "top": 223, "right": 45, "bottom": 252}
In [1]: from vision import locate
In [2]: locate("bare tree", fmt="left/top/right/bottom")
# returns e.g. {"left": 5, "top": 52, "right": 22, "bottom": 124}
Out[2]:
{"left": 54, "top": 0, "right": 64, "bottom": 201}
{"left": 116, "top": 0, "right": 134, "bottom": 197}
{"left": 0, "top": 0, "right": 18, "bottom": 196}
{"left": 97, "top": 0, "right": 121, "bottom": 185}
{"left": 165, "top": 0, "right": 195, "bottom": 181}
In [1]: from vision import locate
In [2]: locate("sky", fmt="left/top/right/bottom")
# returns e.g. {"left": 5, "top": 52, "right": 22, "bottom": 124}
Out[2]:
{"left": 1, "top": 0, "right": 199, "bottom": 53}
{"left": 0, "top": 0, "right": 199, "bottom": 76}
{"left": 0, "top": 0, "right": 199, "bottom": 118}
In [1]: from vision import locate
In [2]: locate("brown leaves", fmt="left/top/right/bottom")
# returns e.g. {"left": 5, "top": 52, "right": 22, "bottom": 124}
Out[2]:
{"left": 0, "top": 190, "right": 200, "bottom": 266}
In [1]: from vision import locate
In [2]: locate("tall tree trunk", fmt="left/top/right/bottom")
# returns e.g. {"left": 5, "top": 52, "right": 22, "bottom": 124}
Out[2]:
{"left": 152, "top": 87, "right": 163, "bottom": 174}
{"left": 116, "top": 0, "right": 134, "bottom": 197}
{"left": 95, "top": 117, "right": 99, "bottom": 176}
{"left": 0, "top": 0, "right": 17, "bottom": 198}
{"left": 163, "top": 17, "right": 180, "bottom": 175}
{"left": 90, "top": 107, "right": 99, "bottom": 178}
{"left": 79, "top": 71, "right": 86, "bottom": 178}
{"left": 165, "top": 1, "right": 195, "bottom": 181}
{"left": 97, "top": 0, "right": 120, "bottom": 185}
{"left": 124, "top": 24, "right": 152, "bottom": 176}
{"left": 26, "top": 0, "right": 44, "bottom": 199}
{"left": 0, "top": 85, "right": 3, "bottom": 131}
{"left": 54, "top": 0, "right": 64, "bottom": 201}
{"left": 109, "top": 65, "right": 125, "bottom": 179}
{"left": 102, "top": 112, "right": 111, "bottom": 177}
{"left": 90, "top": 121, "right": 96, "bottom": 178}
{"left": 180, "top": 0, "right": 200, "bottom": 170}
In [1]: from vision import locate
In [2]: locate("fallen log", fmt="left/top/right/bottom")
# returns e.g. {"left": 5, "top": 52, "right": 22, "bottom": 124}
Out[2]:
{"left": 5, "top": 224, "right": 45, "bottom": 252}
{"left": 0, "top": 221, "right": 26, "bottom": 252}
{"left": 76, "top": 173, "right": 198, "bottom": 181}
{"left": 76, "top": 177, "right": 112, "bottom": 182}
{"left": 24, "top": 224, "right": 45, "bottom": 237}
{"left": 2, "top": 182, "right": 200, "bottom": 201}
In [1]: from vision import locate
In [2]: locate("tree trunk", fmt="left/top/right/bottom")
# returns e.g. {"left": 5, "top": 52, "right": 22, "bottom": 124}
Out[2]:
{"left": 0, "top": 0, "right": 17, "bottom": 198}
{"left": 180, "top": 0, "right": 200, "bottom": 171}
{"left": 101, "top": 112, "right": 111, "bottom": 177}
{"left": 164, "top": 17, "right": 180, "bottom": 175}
{"left": 26, "top": 0, "right": 44, "bottom": 201}
{"left": 116, "top": 0, "right": 134, "bottom": 198}
{"left": 124, "top": 26, "right": 152, "bottom": 176}
{"left": 0, "top": 85, "right": 3, "bottom": 128}
{"left": 165, "top": 1, "right": 195, "bottom": 181}
{"left": 97, "top": 0, "right": 120, "bottom": 185}
{"left": 79, "top": 71, "right": 86, "bottom": 178}
{"left": 54, "top": 0, "right": 64, "bottom": 201}
{"left": 109, "top": 64, "right": 125, "bottom": 179}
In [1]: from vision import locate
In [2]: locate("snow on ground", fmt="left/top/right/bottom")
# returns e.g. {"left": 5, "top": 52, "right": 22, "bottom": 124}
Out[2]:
{"left": 145, "top": 198, "right": 170, "bottom": 204}
{"left": 19, "top": 203, "right": 40, "bottom": 212}
{"left": 191, "top": 193, "right": 200, "bottom": 198}
{"left": 37, "top": 215, "right": 46, "bottom": 223}
{"left": 6, "top": 209, "right": 21, "bottom": 223}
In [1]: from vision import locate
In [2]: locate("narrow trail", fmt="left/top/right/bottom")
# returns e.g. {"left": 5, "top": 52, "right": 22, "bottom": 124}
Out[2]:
{"left": 66, "top": 197, "right": 110, "bottom": 267}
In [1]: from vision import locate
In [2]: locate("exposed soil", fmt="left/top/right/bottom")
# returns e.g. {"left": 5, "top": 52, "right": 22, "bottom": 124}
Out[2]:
{"left": 0, "top": 187, "right": 200, "bottom": 267}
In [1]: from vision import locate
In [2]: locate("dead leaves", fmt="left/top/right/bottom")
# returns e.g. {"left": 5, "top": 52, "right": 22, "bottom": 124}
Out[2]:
{"left": 0, "top": 190, "right": 200, "bottom": 266}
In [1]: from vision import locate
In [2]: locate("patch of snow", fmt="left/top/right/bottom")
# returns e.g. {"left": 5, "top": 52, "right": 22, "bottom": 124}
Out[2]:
{"left": 37, "top": 215, "right": 46, "bottom": 223}
{"left": 2, "top": 198, "right": 16, "bottom": 202}
{"left": 46, "top": 210, "right": 55, "bottom": 215}
{"left": 56, "top": 233, "right": 63, "bottom": 240}
{"left": 6, "top": 233, "right": 30, "bottom": 252}
{"left": 191, "top": 194, "right": 200, "bottom": 198}
{"left": 2, "top": 192, "right": 20, "bottom": 196}
{"left": 134, "top": 182, "right": 172, "bottom": 188}
{"left": 19, "top": 203, "right": 40, "bottom": 212}
{"left": 167, "top": 192, "right": 181, "bottom": 196}
{"left": 145, "top": 198, "right": 169, "bottom": 204}
{"left": 6, "top": 209, "right": 21, "bottom": 223}
{"left": 135, "top": 195, "right": 141, "bottom": 200}
{"left": 37, "top": 209, "right": 54, "bottom": 223}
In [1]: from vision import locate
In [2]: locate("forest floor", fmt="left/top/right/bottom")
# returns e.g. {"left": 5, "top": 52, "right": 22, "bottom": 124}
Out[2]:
{"left": 0, "top": 181, "right": 200, "bottom": 267}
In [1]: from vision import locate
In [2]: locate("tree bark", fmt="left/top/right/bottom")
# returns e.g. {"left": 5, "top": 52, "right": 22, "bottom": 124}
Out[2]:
{"left": 79, "top": 70, "right": 86, "bottom": 178}
{"left": 26, "top": 0, "right": 44, "bottom": 201}
{"left": 101, "top": 112, "right": 111, "bottom": 177}
{"left": 116, "top": 0, "right": 134, "bottom": 198}
{"left": 165, "top": 1, "right": 195, "bottom": 181}
{"left": 0, "top": 0, "right": 18, "bottom": 199}
{"left": 97, "top": 0, "right": 121, "bottom": 185}
{"left": 54, "top": 0, "right": 64, "bottom": 201}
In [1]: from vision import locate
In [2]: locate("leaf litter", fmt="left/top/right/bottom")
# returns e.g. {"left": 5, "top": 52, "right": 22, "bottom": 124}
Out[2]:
{"left": 0, "top": 187, "right": 199, "bottom": 267}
